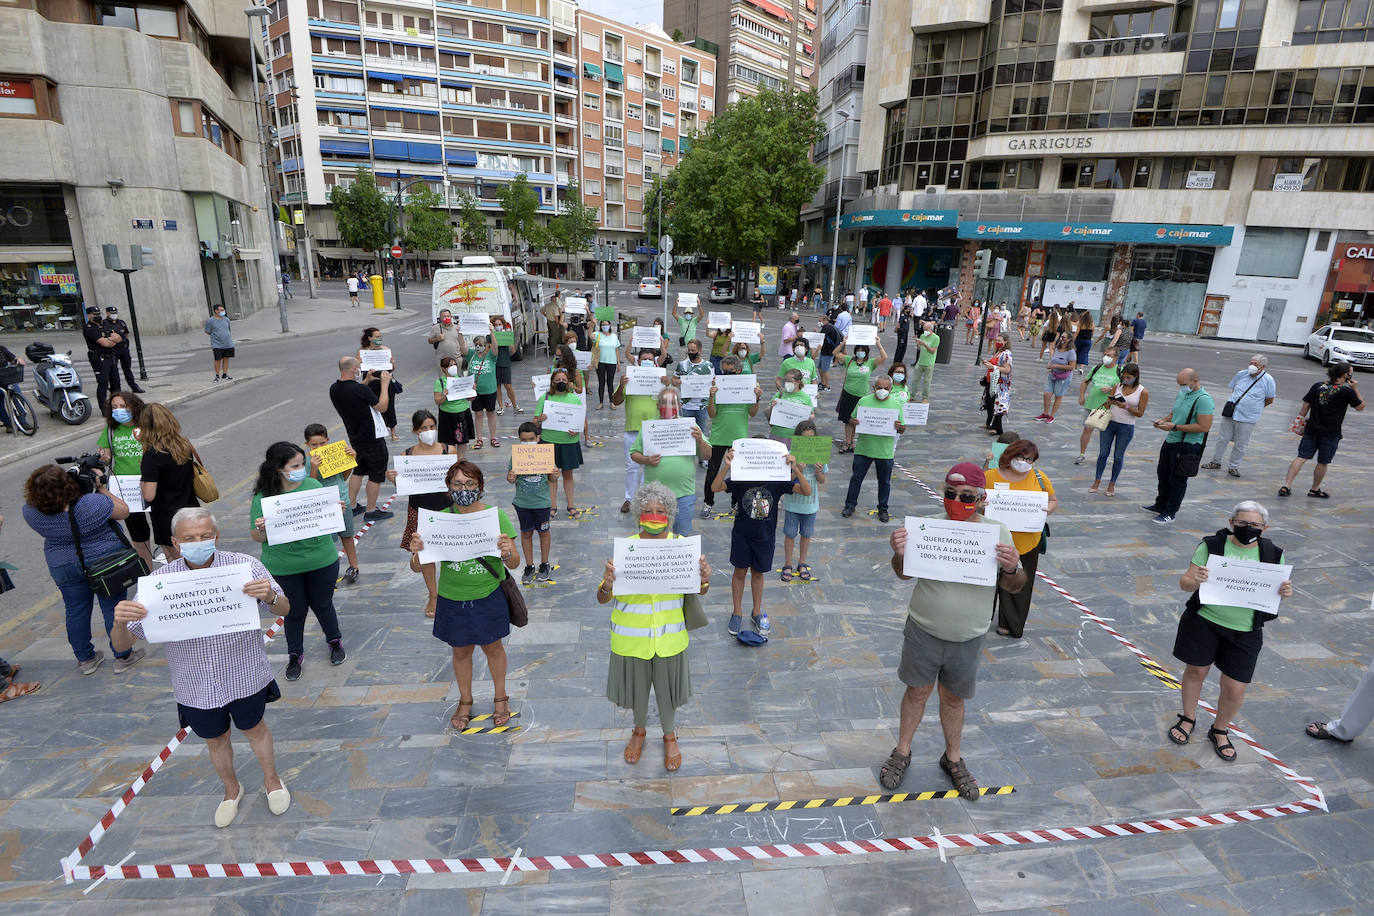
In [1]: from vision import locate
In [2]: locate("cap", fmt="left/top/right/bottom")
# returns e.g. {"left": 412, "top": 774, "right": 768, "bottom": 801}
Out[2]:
{"left": 85, "top": 306, "right": 100, "bottom": 315}
{"left": 944, "top": 462, "right": 986, "bottom": 490}
{"left": 105, "top": 306, "right": 118, "bottom": 312}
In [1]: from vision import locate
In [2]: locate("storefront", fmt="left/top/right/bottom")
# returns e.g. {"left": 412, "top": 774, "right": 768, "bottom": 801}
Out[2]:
{"left": 1317, "top": 237, "right": 1374, "bottom": 327}
{"left": 0, "top": 183, "right": 85, "bottom": 335}
{"left": 843, "top": 209, "right": 961, "bottom": 296}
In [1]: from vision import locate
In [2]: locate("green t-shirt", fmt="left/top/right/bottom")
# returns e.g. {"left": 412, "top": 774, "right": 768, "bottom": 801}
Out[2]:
{"left": 853, "top": 393, "right": 899, "bottom": 460}
{"left": 1082, "top": 363, "right": 1121, "bottom": 411}
{"left": 536, "top": 393, "right": 582, "bottom": 444}
{"left": 468, "top": 351, "right": 498, "bottom": 395}
{"left": 709, "top": 401, "right": 752, "bottom": 447}
{"left": 250, "top": 478, "right": 340, "bottom": 576}
{"left": 738, "top": 352, "right": 761, "bottom": 374}
{"left": 710, "top": 331, "right": 731, "bottom": 357}
{"left": 623, "top": 393, "right": 658, "bottom": 433}
{"left": 631, "top": 431, "right": 697, "bottom": 497}
{"left": 435, "top": 375, "right": 471, "bottom": 413}
{"left": 677, "top": 315, "right": 699, "bottom": 342}
{"left": 777, "top": 355, "right": 817, "bottom": 384}
{"left": 1191, "top": 540, "right": 1286, "bottom": 632}
{"left": 509, "top": 456, "right": 551, "bottom": 509}
{"left": 768, "top": 390, "right": 815, "bottom": 439}
{"left": 436, "top": 506, "right": 518, "bottom": 600}
{"left": 916, "top": 332, "right": 940, "bottom": 367}
{"left": 98, "top": 423, "right": 143, "bottom": 476}
{"left": 1167, "top": 387, "right": 1215, "bottom": 444}
{"left": 842, "top": 358, "right": 876, "bottom": 397}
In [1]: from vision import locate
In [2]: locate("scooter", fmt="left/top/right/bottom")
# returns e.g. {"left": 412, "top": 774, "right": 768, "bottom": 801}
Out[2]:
{"left": 25, "top": 342, "right": 92, "bottom": 425}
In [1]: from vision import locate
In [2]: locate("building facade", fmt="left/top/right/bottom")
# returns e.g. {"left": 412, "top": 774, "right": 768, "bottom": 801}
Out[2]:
{"left": 664, "top": 0, "right": 815, "bottom": 114}
{"left": 843, "top": 0, "right": 1374, "bottom": 343}
{"left": 0, "top": 0, "right": 276, "bottom": 336}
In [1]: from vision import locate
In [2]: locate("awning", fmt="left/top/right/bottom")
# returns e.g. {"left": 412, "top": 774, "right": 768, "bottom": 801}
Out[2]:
{"left": 315, "top": 104, "right": 366, "bottom": 113}
{"left": 407, "top": 142, "right": 442, "bottom": 163}
{"left": 320, "top": 139, "right": 370, "bottom": 155}
{"left": 315, "top": 68, "right": 363, "bottom": 78}
{"left": 553, "top": 64, "right": 577, "bottom": 80}
{"left": 370, "top": 104, "right": 436, "bottom": 113}
{"left": 604, "top": 62, "right": 625, "bottom": 82}
{"left": 365, "top": 70, "right": 408, "bottom": 82}
{"left": 744, "top": 0, "right": 792, "bottom": 21}
{"left": 372, "top": 138, "right": 410, "bottom": 159}
{"left": 506, "top": 25, "right": 538, "bottom": 35}
{"left": 661, "top": 138, "right": 676, "bottom": 152}
{"left": 583, "top": 62, "right": 602, "bottom": 79}
{"left": 680, "top": 135, "right": 692, "bottom": 153}
{"left": 441, "top": 80, "right": 473, "bottom": 90}
{"left": 446, "top": 148, "right": 478, "bottom": 166}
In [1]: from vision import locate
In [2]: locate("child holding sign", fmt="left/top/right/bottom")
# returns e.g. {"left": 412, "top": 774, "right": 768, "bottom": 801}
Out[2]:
{"left": 767, "top": 368, "right": 815, "bottom": 441}
{"left": 507, "top": 422, "right": 553, "bottom": 583}
{"left": 304, "top": 423, "right": 360, "bottom": 585}
{"left": 434, "top": 355, "right": 475, "bottom": 459}
{"left": 780, "top": 420, "right": 826, "bottom": 582}
{"left": 386, "top": 410, "right": 456, "bottom": 618}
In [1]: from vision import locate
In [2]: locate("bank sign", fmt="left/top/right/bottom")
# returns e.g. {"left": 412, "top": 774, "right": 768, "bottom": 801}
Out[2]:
{"left": 841, "top": 209, "right": 958, "bottom": 230}
{"left": 957, "top": 221, "right": 1234, "bottom": 246}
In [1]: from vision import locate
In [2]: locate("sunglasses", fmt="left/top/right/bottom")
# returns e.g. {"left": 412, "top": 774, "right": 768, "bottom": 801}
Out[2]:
{"left": 943, "top": 489, "right": 978, "bottom": 503}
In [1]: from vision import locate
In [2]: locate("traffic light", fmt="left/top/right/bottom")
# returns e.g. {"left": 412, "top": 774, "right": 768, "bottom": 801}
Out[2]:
{"left": 993, "top": 257, "right": 1007, "bottom": 280}
{"left": 972, "top": 248, "right": 992, "bottom": 279}
{"left": 129, "top": 245, "right": 153, "bottom": 270}
{"left": 102, "top": 244, "right": 121, "bottom": 270}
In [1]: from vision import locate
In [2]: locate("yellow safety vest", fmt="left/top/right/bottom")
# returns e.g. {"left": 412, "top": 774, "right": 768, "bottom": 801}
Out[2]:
{"left": 609, "top": 534, "right": 690, "bottom": 660}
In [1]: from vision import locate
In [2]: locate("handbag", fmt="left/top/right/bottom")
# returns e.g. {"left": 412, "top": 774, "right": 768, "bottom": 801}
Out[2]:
{"left": 192, "top": 455, "right": 219, "bottom": 503}
{"left": 68, "top": 506, "right": 150, "bottom": 599}
{"left": 1033, "top": 470, "right": 1052, "bottom": 556}
{"left": 1221, "top": 370, "right": 1264, "bottom": 419}
{"left": 1172, "top": 399, "right": 1207, "bottom": 478}
{"left": 478, "top": 556, "right": 528, "bottom": 627}
{"left": 683, "top": 592, "right": 709, "bottom": 631}
{"left": 390, "top": 378, "right": 404, "bottom": 395}
{"left": 1085, "top": 407, "right": 1111, "bottom": 430}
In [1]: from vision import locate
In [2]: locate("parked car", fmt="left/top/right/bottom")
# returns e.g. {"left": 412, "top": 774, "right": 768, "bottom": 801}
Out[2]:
{"left": 708, "top": 278, "right": 735, "bottom": 303}
{"left": 1304, "top": 324, "right": 1374, "bottom": 369}
{"left": 637, "top": 276, "right": 663, "bottom": 298}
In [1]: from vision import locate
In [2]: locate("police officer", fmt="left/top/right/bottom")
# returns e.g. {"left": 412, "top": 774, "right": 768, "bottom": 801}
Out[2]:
{"left": 82, "top": 305, "right": 121, "bottom": 410}
{"left": 103, "top": 305, "right": 145, "bottom": 393}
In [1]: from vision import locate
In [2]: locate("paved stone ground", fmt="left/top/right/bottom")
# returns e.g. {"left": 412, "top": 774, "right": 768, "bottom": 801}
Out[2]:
{"left": 3, "top": 330, "right": 1374, "bottom": 914}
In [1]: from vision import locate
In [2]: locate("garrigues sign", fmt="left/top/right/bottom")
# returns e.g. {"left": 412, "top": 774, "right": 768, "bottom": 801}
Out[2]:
{"left": 1005, "top": 136, "right": 1093, "bottom": 152}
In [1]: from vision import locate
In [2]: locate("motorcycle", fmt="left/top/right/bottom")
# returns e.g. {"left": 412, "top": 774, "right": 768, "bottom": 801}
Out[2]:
{"left": 25, "top": 342, "right": 92, "bottom": 425}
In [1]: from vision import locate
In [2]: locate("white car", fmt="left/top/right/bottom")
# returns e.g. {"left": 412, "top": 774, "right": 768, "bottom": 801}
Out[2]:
{"left": 1304, "top": 325, "right": 1374, "bottom": 369}
{"left": 637, "top": 277, "right": 663, "bottom": 298}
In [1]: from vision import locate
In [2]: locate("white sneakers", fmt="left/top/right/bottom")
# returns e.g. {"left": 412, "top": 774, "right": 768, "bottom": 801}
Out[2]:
{"left": 213, "top": 781, "right": 290, "bottom": 827}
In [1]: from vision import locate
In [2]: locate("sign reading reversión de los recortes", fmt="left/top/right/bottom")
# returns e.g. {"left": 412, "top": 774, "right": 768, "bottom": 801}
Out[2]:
{"left": 1005, "top": 136, "right": 1094, "bottom": 151}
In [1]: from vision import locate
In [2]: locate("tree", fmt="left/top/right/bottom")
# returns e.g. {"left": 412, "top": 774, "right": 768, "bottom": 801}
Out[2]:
{"left": 671, "top": 89, "right": 824, "bottom": 288}
{"left": 546, "top": 181, "right": 599, "bottom": 275}
{"left": 402, "top": 187, "right": 452, "bottom": 267}
{"left": 329, "top": 168, "right": 391, "bottom": 267}
{"left": 454, "top": 189, "right": 488, "bottom": 253}
{"left": 495, "top": 174, "right": 544, "bottom": 262}
{"left": 671, "top": 28, "right": 685, "bottom": 42}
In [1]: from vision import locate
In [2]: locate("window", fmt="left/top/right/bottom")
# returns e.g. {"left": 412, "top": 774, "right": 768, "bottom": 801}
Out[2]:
{"left": 1236, "top": 227, "right": 1309, "bottom": 278}
{"left": 581, "top": 31, "right": 600, "bottom": 52}
{"left": 1088, "top": 7, "right": 1174, "bottom": 39}
{"left": 316, "top": 73, "right": 365, "bottom": 94}
{"left": 681, "top": 58, "right": 698, "bottom": 84}
{"left": 1294, "top": 0, "right": 1374, "bottom": 44}
{"left": 1129, "top": 246, "right": 1215, "bottom": 284}
{"left": 442, "top": 84, "right": 473, "bottom": 104}
{"left": 169, "top": 98, "right": 241, "bottom": 160}
{"left": 1255, "top": 157, "right": 1321, "bottom": 191}
{"left": 628, "top": 103, "right": 641, "bottom": 120}
{"left": 583, "top": 92, "right": 599, "bottom": 109}
{"left": 661, "top": 86, "right": 675, "bottom": 101}
{"left": 586, "top": 179, "right": 601, "bottom": 194}
{"left": 311, "top": 0, "right": 359, "bottom": 23}
{"left": 583, "top": 121, "right": 599, "bottom": 139}
{"left": 100, "top": 4, "right": 180, "bottom": 37}
{"left": 471, "top": 21, "right": 504, "bottom": 42}
{"left": 605, "top": 124, "right": 623, "bottom": 146}
{"left": 585, "top": 151, "right": 601, "bottom": 168}
{"left": 319, "top": 108, "right": 368, "bottom": 130}
{"left": 628, "top": 129, "right": 642, "bottom": 147}
{"left": 0, "top": 77, "right": 60, "bottom": 121}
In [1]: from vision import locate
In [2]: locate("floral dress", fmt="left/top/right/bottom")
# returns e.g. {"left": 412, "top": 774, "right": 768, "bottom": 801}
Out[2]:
{"left": 991, "top": 350, "right": 1013, "bottom": 416}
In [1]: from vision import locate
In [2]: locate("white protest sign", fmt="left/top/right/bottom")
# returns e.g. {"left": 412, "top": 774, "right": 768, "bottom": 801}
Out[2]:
{"left": 730, "top": 437, "right": 790, "bottom": 481}
{"left": 984, "top": 489, "right": 1048, "bottom": 534}
{"left": 641, "top": 418, "right": 699, "bottom": 457}
{"left": 855, "top": 405, "right": 900, "bottom": 437}
{"left": 370, "top": 407, "right": 387, "bottom": 439}
{"left": 563, "top": 297, "right": 588, "bottom": 315}
{"left": 631, "top": 325, "right": 662, "bottom": 350}
{"left": 769, "top": 398, "right": 812, "bottom": 429}
{"left": 1198, "top": 555, "right": 1293, "bottom": 616}
{"left": 111, "top": 475, "right": 146, "bottom": 512}
{"left": 459, "top": 313, "right": 491, "bottom": 336}
{"left": 802, "top": 332, "right": 824, "bottom": 351}
{"left": 713, "top": 374, "right": 757, "bottom": 405}
{"left": 359, "top": 348, "right": 393, "bottom": 372}
{"left": 417, "top": 507, "right": 501, "bottom": 565}
{"left": 625, "top": 364, "right": 666, "bottom": 396}
{"left": 394, "top": 453, "right": 459, "bottom": 496}
{"left": 575, "top": 349, "right": 593, "bottom": 370}
{"left": 902, "top": 516, "right": 1000, "bottom": 586}
{"left": 531, "top": 373, "right": 551, "bottom": 401}
{"left": 803, "top": 383, "right": 819, "bottom": 401}
{"left": 612, "top": 535, "right": 701, "bottom": 595}
{"left": 903, "top": 402, "right": 930, "bottom": 426}
{"left": 261, "top": 486, "right": 345, "bottom": 545}
{"left": 731, "top": 320, "right": 761, "bottom": 344}
{"left": 135, "top": 561, "right": 262, "bottom": 643}
{"left": 708, "top": 311, "right": 732, "bottom": 330}
{"left": 677, "top": 292, "right": 699, "bottom": 309}
{"left": 679, "top": 371, "right": 714, "bottom": 400}
{"left": 846, "top": 324, "right": 879, "bottom": 346}
{"left": 446, "top": 375, "right": 476, "bottom": 401}
{"left": 542, "top": 396, "right": 586, "bottom": 432}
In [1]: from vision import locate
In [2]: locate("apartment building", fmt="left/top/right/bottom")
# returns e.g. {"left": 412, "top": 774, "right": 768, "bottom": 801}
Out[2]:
{"left": 664, "top": 0, "right": 815, "bottom": 114}
{"left": 840, "top": 0, "right": 1374, "bottom": 344}
{"left": 573, "top": 11, "right": 715, "bottom": 279}
{"left": 0, "top": 0, "right": 275, "bottom": 334}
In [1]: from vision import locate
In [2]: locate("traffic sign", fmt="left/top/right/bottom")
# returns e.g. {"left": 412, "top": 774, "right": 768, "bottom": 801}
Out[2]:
{"left": 391, "top": 245, "right": 403, "bottom": 258}
{"left": 658, "top": 252, "right": 672, "bottom": 270}
{"left": 660, "top": 234, "right": 674, "bottom": 253}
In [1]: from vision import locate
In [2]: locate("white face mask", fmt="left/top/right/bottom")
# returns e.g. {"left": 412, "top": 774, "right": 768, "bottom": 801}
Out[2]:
{"left": 874, "top": 388, "right": 890, "bottom": 400}
{"left": 736, "top": 349, "right": 748, "bottom": 358}
{"left": 446, "top": 365, "right": 458, "bottom": 377}
{"left": 1247, "top": 365, "right": 1261, "bottom": 376}
{"left": 418, "top": 430, "right": 438, "bottom": 445}
{"left": 892, "top": 373, "right": 906, "bottom": 383}
{"left": 794, "top": 346, "right": 806, "bottom": 358}
{"left": 1102, "top": 354, "right": 1114, "bottom": 364}
{"left": 1010, "top": 458, "right": 1033, "bottom": 474}
{"left": 784, "top": 381, "right": 797, "bottom": 393}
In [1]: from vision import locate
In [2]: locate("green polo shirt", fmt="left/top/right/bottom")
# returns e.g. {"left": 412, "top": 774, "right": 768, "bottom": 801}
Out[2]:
{"left": 250, "top": 478, "right": 339, "bottom": 576}
{"left": 1167, "top": 387, "right": 1215, "bottom": 444}
{"left": 853, "top": 393, "right": 899, "bottom": 460}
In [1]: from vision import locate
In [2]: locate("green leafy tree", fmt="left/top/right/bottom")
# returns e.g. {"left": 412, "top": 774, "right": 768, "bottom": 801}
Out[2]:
{"left": 402, "top": 187, "right": 452, "bottom": 265}
{"left": 546, "top": 181, "right": 599, "bottom": 274}
{"left": 671, "top": 28, "right": 685, "bottom": 42}
{"left": 495, "top": 173, "right": 544, "bottom": 259}
{"left": 454, "top": 189, "right": 488, "bottom": 252}
{"left": 671, "top": 89, "right": 824, "bottom": 286}
{"left": 329, "top": 168, "right": 391, "bottom": 267}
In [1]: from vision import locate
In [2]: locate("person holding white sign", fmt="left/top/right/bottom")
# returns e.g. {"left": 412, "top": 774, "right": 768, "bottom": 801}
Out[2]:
{"left": 551, "top": 342, "right": 592, "bottom": 446}
{"left": 250, "top": 443, "right": 347, "bottom": 682}
{"left": 96, "top": 392, "right": 154, "bottom": 566}
{"left": 672, "top": 339, "right": 714, "bottom": 434}
{"left": 881, "top": 463, "right": 1022, "bottom": 797}
{"left": 612, "top": 355, "right": 670, "bottom": 514}
{"left": 597, "top": 482, "right": 712, "bottom": 772}
{"left": 385, "top": 410, "right": 456, "bottom": 618}
{"left": 984, "top": 440, "right": 1057, "bottom": 638}
{"left": 406, "top": 461, "right": 519, "bottom": 731}
{"left": 766, "top": 368, "right": 815, "bottom": 441}
{"left": 535, "top": 368, "right": 586, "bottom": 517}
{"left": 841, "top": 375, "right": 905, "bottom": 523}
{"left": 832, "top": 337, "right": 888, "bottom": 452}
{"left": 465, "top": 336, "right": 501, "bottom": 450}
{"left": 112, "top": 507, "right": 293, "bottom": 828}
{"left": 592, "top": 315, "right": 623, "bottom": 410}
{"left": 775, "top": 335, "right": 817, "bottom": 389}
{"left": 434, "top": 355, "right": 476, "bottom": 459}
{"left": 358, "top": 327, "right": 400, "bottom": 442}
{"left": 1169, "top": 500, "right": 1291, "bottom": 762}
{"left": 632, "top": 389, "right": 711, "bottom": 535}
{"left": 702, "top": 354, "right": 762, "bottom": 518}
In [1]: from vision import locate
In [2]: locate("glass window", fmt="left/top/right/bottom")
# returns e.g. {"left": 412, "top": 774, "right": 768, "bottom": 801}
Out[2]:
{"left": 1236, "top": 226, "right": 1307, "bottom": 277}
{"left": 138, "top": 5, "right": 180, "bottom": 36}
{"left": 177, "top": 100, "right": 196, "bottom": 134}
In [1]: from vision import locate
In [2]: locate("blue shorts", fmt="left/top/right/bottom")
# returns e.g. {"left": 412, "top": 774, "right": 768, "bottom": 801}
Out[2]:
{"left": 1045, "top": 373, "right": 1072, "bottom": 397}
{"left": 178, "top": 680, "right": 279, "bottom": 740}
{"left": 514, "top": 505, "right": 551, "bottom": 532}
{"left": 819, "top": 354, "right": 834, "bottom": 373}
{"left": 730, "top": 528, "right": 776, "bottom": 572}
{"left": 783, "top": 509, "right": 816, "bottom": 539}
{"left": 1297, "top": 431, "right": 1339, "bottom": 464}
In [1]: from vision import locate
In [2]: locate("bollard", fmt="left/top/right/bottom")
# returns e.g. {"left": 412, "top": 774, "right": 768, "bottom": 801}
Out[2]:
{"left": 370, "top": 275, "right": 385, "bottom": 309}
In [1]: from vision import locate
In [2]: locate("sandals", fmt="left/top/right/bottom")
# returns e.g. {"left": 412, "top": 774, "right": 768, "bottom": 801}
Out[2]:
{"left": 451, "top": 698, "right": 474, "bottom": 731}
{"left": 472, "top": 439, "right": 483, "bottom": 450}
{"left": 878, "top": 748, "right": 911, "bottom": 790}
{"left": 0, "top": 680, "right": 40, "bottom": 704}
{"left": 940, "top": 752, "right": 980, "bottom": 800}
{"left": 624, "top": 727, "right": 646, "bottom": 764}
{"left": 1305, "top": 722, "right": 1353, "bottom": 743}
{"left": 797, "top": 564, "right": 812, "bottom": 581}
{"left": 1207, "top": 726, "right": 1237, "bottom": 761}
{"left": 1307, "top": 488, "right": 1330, "bottom": 499}
{"left": 493, "top": 696, "right": 512, "bottom": 727}
{"left": 566, "top": 506, "right": 579, "bottom": 519}
{"left": 780, "top": 565, "right": 794, "bottom": 583}
{"left": 491, "top": 438, "right": 501, "bottom": 448}
{"left": 1277, "top": 486, "right": 1292, "bottom": 497}
{"left": 663, "top": 734, "right": 682, "bottom": 772}
{"left": 1168, "top": 713, "right": 1195, "bottom": 745}
{"left": 838, "top": 443, "right": 854, "bottom": 454}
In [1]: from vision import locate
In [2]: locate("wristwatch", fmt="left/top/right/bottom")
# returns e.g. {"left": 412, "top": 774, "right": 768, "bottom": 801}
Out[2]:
{"left": 998, "top": 565, "right": 1019, "bottom": 578}
{"left": 269, "top": 591, "right": 279, "bottom": 606}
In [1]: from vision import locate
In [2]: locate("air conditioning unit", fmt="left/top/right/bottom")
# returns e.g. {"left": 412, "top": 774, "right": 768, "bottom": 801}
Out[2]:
{"left": 925, "top": 184, "right": 946, "bottom": 195}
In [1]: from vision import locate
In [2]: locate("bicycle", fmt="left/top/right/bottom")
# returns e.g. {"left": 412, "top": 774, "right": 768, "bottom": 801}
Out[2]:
{"left": 0, "top": 364, "right": 37, "bottom": 436}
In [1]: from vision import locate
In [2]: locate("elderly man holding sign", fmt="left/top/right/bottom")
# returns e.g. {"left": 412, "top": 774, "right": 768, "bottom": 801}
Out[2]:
{"left": 632, "top": 388, "right": 711, "bottom": 535}
{"left": 883, "top": 463, "right": 1022, "bottom": 798}
{"left": 112, "top": 507, "right": 293, "bottom": 828}
{"left": 1168, "top": 500, "right": 1292, "bottom": 762}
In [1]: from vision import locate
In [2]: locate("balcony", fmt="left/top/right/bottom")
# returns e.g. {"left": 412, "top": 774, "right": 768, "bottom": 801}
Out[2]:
{"left": 555, "top": 113, "right": 577, "bottom": 126}
{"left": 644, "top": 88, "right": 660, "bottom": 101}
{"left": 365, "top": 54, "right": 436, "bottom": 75}
{"left": 818, "top": 3, "right": 869, "bottom": 61}
{"left": 912, "top": 0, "right": 991, "bottom": 32}
{"left": 606, "top": 164, "right": 624, "bottom": 177}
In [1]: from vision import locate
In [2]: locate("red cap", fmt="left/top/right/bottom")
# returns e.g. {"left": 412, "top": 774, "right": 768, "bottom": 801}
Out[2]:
{"left": 945, "top": 462, "right": 986, "bottom": 490}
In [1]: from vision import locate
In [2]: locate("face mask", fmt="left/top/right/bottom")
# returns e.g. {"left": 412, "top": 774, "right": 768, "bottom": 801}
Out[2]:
{"left": 875, "top": 388, "right": 890, "bottom": 400}
{"left": 892, "top": 373, "right": 905, "bottom": 383}
{"left": 180, "top": 540, "right": 216, "bottom": 565}
{"left": 943, "top": 498, "right": 978, "bottom": 522}
{"left": 451, "top": 486, "right": 480, "bottom": 506}
{"left": 418, "top": 430, "right": 438, "bottom": 446}
{"left": 286, "top": 467, "right": 308, "bottom": 483}
{"left": 1102, "top": 354, "right": 1114, "bottom": 364}
{"left": 372, "top": 337, "right": 382, "bottom": 345}
{"left": 554, "top": 380, "right": 568, "bottom": 392}
{"left": 794, "top": 346, "right": 806, "bottom": 357}
{"left": 1010, "top": 458, "right": 1033, "bottom": 474}
{"left": 659, "top": 402, "right": 679, "bottom": 419}
{"left": 1247, "top": 365, "right": 1261, "bottom": 376}
{"left": 215, "top": 310, "right": 225, "bottom": 317}
{"left": 446, "top": 365, "right": 459, "bottom": 377}
{"left": 688, "top": 351, "right": 700, "bottom": 361}
{"left": 855, "top": 350, "right": 868, "bottom": 361}
{"left": 1122, "top": 375, "right": 1138, "bottom": 386}
{"left": 1232, "top": 523, "right": 1263, "bottom": 545}
{"left": 737, "top": 349, "right": 748, "bottom": 358}
{"left": 638, "top": 513, "right": 669, "bottom": 534}
{"left": 601, "top": 323, "right": 611, "bottom": 332}
{"left": 784, "top": 381, "right": 797, "bottom": 393}
{"left": 722, "top": 369, "right": 737, "bottom": 376}
{"left": 640, "top": 359, "right": 655, "bottom": 367}
{"left": 111, "top": 408, "right": 132, "bottom": 424}
{"left": 1180, "top": 385, "right": 1192, "bottom": 394}
{"left": 442, "top": 316, "right": 452, "bottom": 325}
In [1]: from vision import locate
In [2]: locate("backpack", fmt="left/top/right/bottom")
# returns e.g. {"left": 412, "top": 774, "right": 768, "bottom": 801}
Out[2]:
{"left": 1184, "top": 529, "right": 1283, "bottom": 626}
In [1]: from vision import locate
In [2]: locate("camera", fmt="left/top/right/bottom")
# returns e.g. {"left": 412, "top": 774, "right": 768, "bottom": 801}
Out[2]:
{"left": 56, "top": 453, "right": 107, "bottom": 495}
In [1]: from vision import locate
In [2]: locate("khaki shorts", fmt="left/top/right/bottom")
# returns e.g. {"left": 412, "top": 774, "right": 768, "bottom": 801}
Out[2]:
{"left": 897, "top": 617, "right": 984, "bottom": 698}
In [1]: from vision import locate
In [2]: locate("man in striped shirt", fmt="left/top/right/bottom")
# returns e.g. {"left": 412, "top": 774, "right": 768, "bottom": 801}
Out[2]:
{"left": 113, "top": 507, "right": 293, "bottom": 829}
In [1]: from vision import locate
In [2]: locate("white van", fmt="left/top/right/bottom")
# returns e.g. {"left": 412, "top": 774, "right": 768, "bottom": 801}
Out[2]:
{"left": 430, "top": 256, "right": 544, "bottom": 360}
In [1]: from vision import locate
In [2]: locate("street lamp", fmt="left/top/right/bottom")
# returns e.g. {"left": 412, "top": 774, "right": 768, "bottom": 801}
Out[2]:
{"left": 827, "top": 108, "right": 851, "bottom": 308}
{"left": 244, "top": 6, "right": 289, "bottom": 332}
{"left": 393, "top": 177, "right": 434, "bottom": 309}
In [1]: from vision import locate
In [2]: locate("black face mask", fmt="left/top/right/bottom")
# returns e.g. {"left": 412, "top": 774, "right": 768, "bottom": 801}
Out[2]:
{"left": 1232, "top": 523, "right": 1263, "bottom": 545}
{"left": 554, "top": 380, "right": 568, "bottom": 392}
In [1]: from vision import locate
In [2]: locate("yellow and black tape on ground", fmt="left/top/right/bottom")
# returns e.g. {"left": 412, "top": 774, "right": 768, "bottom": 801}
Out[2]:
{"left": 1140, "top": 660, "right": 1183, "bottom": 689}
{"left": 670, "top": 785, "right": 1014, "bottom": 816}
{"left": 459, "top": 711, "right": 522, "bottom": 734}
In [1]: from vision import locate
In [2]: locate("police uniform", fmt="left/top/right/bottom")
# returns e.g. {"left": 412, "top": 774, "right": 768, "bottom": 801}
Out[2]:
{"left": 82, "top": 311, "right": 120, "bottom": 409}
{"left": 103, "top": 309, "right": 144, "bottom": 392}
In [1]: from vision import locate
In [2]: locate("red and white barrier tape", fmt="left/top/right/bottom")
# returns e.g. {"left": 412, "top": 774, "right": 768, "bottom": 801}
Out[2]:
{"left": 350, "top": 492, "right": 400, "bottom": 543}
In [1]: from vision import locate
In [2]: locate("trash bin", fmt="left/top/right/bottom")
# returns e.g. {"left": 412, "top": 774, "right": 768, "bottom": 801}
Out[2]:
{"left": 935, "top": 321, "right": 955, "bottom": 364}
{"left": 370, "top": 275, "right": 385, "bottom": 309}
